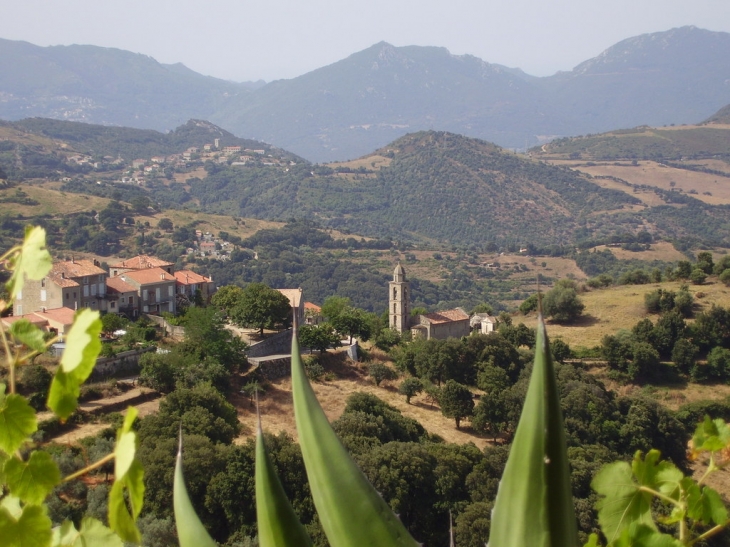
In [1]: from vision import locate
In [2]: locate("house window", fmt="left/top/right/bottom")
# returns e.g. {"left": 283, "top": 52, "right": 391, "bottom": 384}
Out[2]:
{"left": 111, "top": 302, "right": 116, "bottom": 309}
{"left": 129, "top": 296, "right": 134, "bottom": 305}
{"left": 41, "top": 279, "right": 46, "bottom": 288}
{"left": 99, "top": 275, "right": 104, "bottom": 283}
{"left": 168, "top": 285, "right": 173, "bottom": 297}
{"left": 66, "top": 293, "right": 69, "bottom": 299}
{"left": 121, "top": 297, "right": 125, "bottom": 304}
{"left": 73, "top": 292, "right": 76, "bottom": 298}
{"left": 393, "top": 303, "right": 397, "bottom": 313}
{"left": 393, "top": 288, "right": 397, "bottom": 299}
{"left": 83, "top": 277, "right": 89, "bottom": 285}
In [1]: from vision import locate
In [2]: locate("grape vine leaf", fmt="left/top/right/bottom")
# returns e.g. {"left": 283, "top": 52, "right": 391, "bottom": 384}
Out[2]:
{"left": 9, "top": 320, "right": 47, "bottom": 353}
{"left": 0, "top": 384, "right": 37, "bottom": 454}
{"left": 592, "top": 457, "right": 656, "bottom": 542}
{"left": 685, "top": 479, "right": 728, "bottom": 526}
{"left": 692, "top": 416, "right": 730, "bottom": 454}
{"left": 108, "top": 407, "right": 143, "bottom": 543}
{"left": 0, "top": 496, "right": 53, "bottom": 547}
{"left": 7, "top": 226, "right": 52, "bottom": 300}
{"left": 47, "top": 309, "right": 102, "bottom": 420}
{"left": 4, "top": 451, "right": 61, "bottom": 505}
{"left": 52, "top": 517, "right": 123, "bottom": 547}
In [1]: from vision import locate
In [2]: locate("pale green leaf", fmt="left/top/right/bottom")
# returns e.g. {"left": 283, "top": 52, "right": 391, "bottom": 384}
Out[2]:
{"left": 52, "top": 517, "right": 123, "bottom": 547}
{"left": 256, "top": 425, "right": 313, "bottom": 547}
{"left": 4, "top": 451, "right": 61, "bottom": 505}
{"left": 584, "top": 533, "right": 601, "bottom": 547}
{"left": 9, "top": 320, "right": 47, "bottom": 353}
{"left": 48, "top": 309, "right": 102, "bottom": 420}
{"left": 0, "top": 449, "right": 8, "bottom": 483}
{"left": 686, "top": 482, "right": 728, "bottom": 526}
{"left": 108, "top": 406, "right": 143, "bottom": 545}
{"left": 291, "top": 329, "right": 419, "bottom": 547}
{"left": 0, "top": 384, "right": 38, "bottom": 454}
{"left": 59, "top": 309, "right": 102, "bottom": 375}
{"left": 653, "top": 461, "right": 683, "bottom": 500}
{"left": 173, "top": 439, "right": 217, "bottom": 547}
{"left": 692, "top": 416, "right": 730, "bottom": 453}
{"left": 108, "top": 476, "right": 140, "bottom": 544}
{"left": 489, "top": 315, "right": 578, "bottom": 547}
{"left": 592, "top": 459, "right": 655, "bottom": 543}
{"left": 0, "top": 503, "right": 53, "bottom": 547}
{"left": 8, "top": 226, "right": 52, "bottom": 300}
{"left": 114, "top": 432, "right": 136, "bottom": 479}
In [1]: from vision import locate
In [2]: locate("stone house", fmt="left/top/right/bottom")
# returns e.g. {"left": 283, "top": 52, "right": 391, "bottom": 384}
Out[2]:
{"left": 411, "top": 309, "right": 471, "bottom": 340}
{"left": 105, "top": 276, "right": 139, "bottom": 318}
{"left": 14, "top": 258, "right": 107, "bottom": 315}
{"left": 118, "top": 268, "right": 176, "bottom": 314}
{"left": 174, "top": 270, "right": 215, "bottom": 304}
{"left": 109, "top": 255, "right": 174, "bottom": 277}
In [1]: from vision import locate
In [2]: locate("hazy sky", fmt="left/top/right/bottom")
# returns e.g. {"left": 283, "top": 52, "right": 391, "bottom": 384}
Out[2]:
{"left": 4, "top": 0, "right": 730, "bottom": 82}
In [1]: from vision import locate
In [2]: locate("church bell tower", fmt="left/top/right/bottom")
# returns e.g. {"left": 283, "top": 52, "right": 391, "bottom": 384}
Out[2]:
{"left": 389, "top": 262, "right": 410, "bottom": 332}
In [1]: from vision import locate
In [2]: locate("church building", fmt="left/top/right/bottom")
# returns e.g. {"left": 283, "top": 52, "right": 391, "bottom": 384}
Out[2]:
{"left": 388, "top": 263, "right": 471, "bottom": 340}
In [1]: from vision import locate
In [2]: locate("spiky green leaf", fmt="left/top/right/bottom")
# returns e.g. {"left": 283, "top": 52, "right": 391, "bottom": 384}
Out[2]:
{"left": 7, "top": 226, "right": 52, "bottom": 300}
{"left": 256, "top": 425, "right": 313, "bottom": 547}
{"left": 489, "top": 315, "right": 578, "bottom": 547}
{"left": 4, "top": 451, "right": 61, "bottom": 505}
{"left": 0, "top": 384, "right": 37, "bottom": 455}
{"left": 47, "top": 309, "right": 102, "bottom": 419}
{"left": 291, "top": 329, "right": 419, "bottom": 547}
{"left": 173, "top": 439, "right": 217, "bottom": 547}
{"left": 108, "top": 407, "right": 143, "bottom": 543}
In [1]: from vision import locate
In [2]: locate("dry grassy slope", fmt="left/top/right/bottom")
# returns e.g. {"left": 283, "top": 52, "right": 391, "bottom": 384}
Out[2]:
{"left": 532, "top": 279, "right": 730, "bottom": 350}
{"left": 234, "top": 350, "right": 492, "bottom": 451}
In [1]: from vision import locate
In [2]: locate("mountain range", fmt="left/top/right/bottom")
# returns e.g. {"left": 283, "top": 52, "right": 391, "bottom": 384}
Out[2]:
{"left": 2, "top": 27, "right": 730, "bottom": 162}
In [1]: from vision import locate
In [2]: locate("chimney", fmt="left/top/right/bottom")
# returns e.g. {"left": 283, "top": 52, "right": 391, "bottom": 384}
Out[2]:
{"left": 161, "top": 273, "right": 165, "bottom": 280}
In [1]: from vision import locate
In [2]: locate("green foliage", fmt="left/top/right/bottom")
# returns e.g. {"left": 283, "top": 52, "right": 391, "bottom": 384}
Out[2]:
{"left": 0, "top": 226, "right": 140, "bottom": 547}
{"left": 230, "top": 283, "right": 292, "bottom": 334}
{"left": 519, "top": 293, "right": 539, "bottom": 314}
{"left": 438, "top": 380, "right": 474, "bottom": 429}
{"left": 542, "top": 279, "right": 585, "bottom": 323}
{"left": 368, "top": 363, "right": 399, "bottom": 386}
{"left": 398, "top": 377, "right": 423, "bottom": 404}
{"left": 173, "top": 439, "right": 218, "bottom": 547}
{"left": 299, "top": 323, "right": 340, "bottom": 353}
{"left": 330, "top": 306, "right": 372, "bottom": 344}
{"left": 489, "top": 315, "right": 578, "bottom": 547}
{"left": 290, "top": 332, "right": 420, "bottom": 546}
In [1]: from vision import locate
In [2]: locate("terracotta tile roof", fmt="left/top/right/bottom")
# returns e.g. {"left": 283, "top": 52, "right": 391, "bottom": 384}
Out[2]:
{"left": 34, "top": 307, "right": 76, "bottom": 326}
{"left": 2, "top": 314, "right": 48, "bottom": 327}
{"left": 277, "top": 288, "right": 303, "bottom": 308}
{"left": 51, "top": 259, "right": 105, "bottom": 279}
{"left": 106, "top": 276, "right": 137, "bottom": 294}
{"left": 122, "top": 267, "right": 174, "bottom": 285}
{"left": 174, "top": 270, "right": 212, "bottom": 285}
{"left": 422, "top": 308, "right": 470, "bottom": 324}
{"left": 109, "top": 255, "right": 174, "bottom": 270}
{"left": 304, "top": 302, "right": 321, "bottom": 312}
{"left": 47, "top": 272, "right": 79, "bottom": 288}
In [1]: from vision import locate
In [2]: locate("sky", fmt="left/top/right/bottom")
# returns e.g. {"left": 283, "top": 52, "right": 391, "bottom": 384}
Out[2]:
{"left": 4, "top": 0, "right": 730, "bottom": 83}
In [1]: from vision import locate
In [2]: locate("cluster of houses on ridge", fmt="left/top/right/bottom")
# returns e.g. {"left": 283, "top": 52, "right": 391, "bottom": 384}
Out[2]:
{"left": 4, "top": 255, "right": 214, "bottom": 337}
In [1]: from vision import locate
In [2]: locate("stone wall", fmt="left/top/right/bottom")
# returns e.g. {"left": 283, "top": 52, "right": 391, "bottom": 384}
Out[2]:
{"left": 91, "top": 346, "right": 155, "bottom": 380}
{"left": 247, "top": 329, "right": 293, "bottom": 358}
{"left": 144, "top": 314, "right": 186, "bottom": 339}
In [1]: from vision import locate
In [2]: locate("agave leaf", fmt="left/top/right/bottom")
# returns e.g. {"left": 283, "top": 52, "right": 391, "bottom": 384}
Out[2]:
{"left": 173, "top": 436, "right": 217, "bottom": 547}
{"left": 489, "top": 314, "right": 578, "bottom": 547}
{"left": 290, "top": 329, "right": 419, "bottom": 547}
{"left": 256, "top": 423, "right": 313, "bottom": 547}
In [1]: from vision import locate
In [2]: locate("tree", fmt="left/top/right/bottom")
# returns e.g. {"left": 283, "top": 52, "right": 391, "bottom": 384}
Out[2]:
{"left": 157, "top": 218, "right": 174, "bottom": 231}
{"left": 398, "top": 377, "right": 423, "bottom": 404}
{"left": 519, "top": 294, "right": 539, "bottom": 315}
{"left": 472, "top": 394, "right": 507, "bottom": 441}
{"left": 299, "top": 323, "right": 339, "bottom": 353}
{"left": 368, "top": 363, "right": 399, "bottom": 386}
{"left": 671, "top": 338, "right": 698, "bottom": 375}
{"left": 696, "top": 251, "right": 714, "bottom": 275}
{"left": 542, "top": 280, "right": 585, "bottom": 323}
{"left": 676, "top": 260, "right": 693, "bottom": 279}
{"left": 690, "top": 267, "right": 707, "bottom": 285}
{"left": 210, "top": 285, "right": 244, "bottom": 315}
{"left": 438, "top": 380, "right": 475, "bottom": 429}
{"left": 321, "top": 296, "right": 351, "bottom": 321}
{"left": 330, "top": 306, "right": 371, "bottom": 344}
{"left": 628, "top": 342, "right": 660, "bottom": 381}
{"left": 230, "top": 283, "right": 292, "bottom": 335}
{"left": 100, "top": 312, "right": 126, "bottom": 335}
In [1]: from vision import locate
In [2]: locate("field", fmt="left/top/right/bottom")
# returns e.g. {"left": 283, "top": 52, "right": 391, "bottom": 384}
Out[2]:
{"left": 534, "top": 279, "right": 730, "bottom": 350}
{"left": 548, "top": 159, "right": 730, "bottom": 206}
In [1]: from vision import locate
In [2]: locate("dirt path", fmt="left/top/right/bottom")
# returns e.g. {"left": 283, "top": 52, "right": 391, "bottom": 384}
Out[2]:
{"left": 40, "top": 388, "right": 161, "bottom": 444}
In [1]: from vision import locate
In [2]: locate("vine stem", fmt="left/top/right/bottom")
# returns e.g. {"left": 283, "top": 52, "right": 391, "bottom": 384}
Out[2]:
{"left": 63, "top": 453, "right": 115, "bottom": 482}
{"left": 638, "top": 486, "right": 681, "bottom": 507}
{"left": 0, "top": 324, "right": 17, "bottom": 393}
{"left": 688, "top": 519, "right": 730, "bottom": 546}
